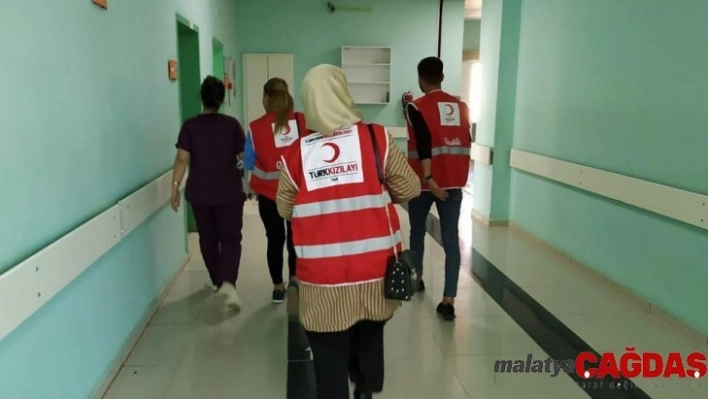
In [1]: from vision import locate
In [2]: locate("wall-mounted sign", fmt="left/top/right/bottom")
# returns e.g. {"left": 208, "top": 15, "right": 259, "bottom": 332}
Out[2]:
{"left": 92, "top": 0, "right": 108, "bottom": 9}
{"left": 224, "top": 57, "right": 236, "bottom": 105}
{"left": 168, "top": 60, "right": 178, "bottom": 81}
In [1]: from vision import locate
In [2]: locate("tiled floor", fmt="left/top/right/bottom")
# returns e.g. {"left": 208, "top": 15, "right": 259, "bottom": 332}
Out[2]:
{"left": 102, "top": 191, "right": 708, "bottom": 399}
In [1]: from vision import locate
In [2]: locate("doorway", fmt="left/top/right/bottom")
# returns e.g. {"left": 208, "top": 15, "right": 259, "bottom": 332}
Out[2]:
{"left": 212, "top": 38, "right": 224, "bottom": 108}
{"left": 459, "top": 50, "right": 480, "bottom": 225}
{"left": 242, "top": 53, "right": 294, "bottom": 125}
{"left": 461, "top": 50, "right": 481, "bottom": 131}
{"left": 176, "top": 16, "right": 201, "bottom": 232}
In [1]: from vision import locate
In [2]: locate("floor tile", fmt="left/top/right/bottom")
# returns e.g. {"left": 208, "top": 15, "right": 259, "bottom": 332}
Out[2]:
{"left": 102, "top": 365, "right": 176, "bottom": 399}
{"left": 102, "top": 192, "right": 705, "bottom": 399}
{"left": 163, "top": 357, "right": 287, "bottom": 399}
{"left": 450, "top": 354, "right": 589, "bottom": 399}
{"left": 377, "top": 355, "right": 470, "bottom": 399}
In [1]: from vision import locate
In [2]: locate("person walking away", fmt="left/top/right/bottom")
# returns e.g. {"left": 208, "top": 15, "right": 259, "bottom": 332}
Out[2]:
{"left": 170, "top": 75, "right": 246, "bottom": 310}
{"left": 405, "top": 57, "right": 472, "bottom": 321}
{"left": 243, "top": 78, "right": 306, "bottom": 304}
{"left": 276, "top": 64, "right": 421, "bottom": 399}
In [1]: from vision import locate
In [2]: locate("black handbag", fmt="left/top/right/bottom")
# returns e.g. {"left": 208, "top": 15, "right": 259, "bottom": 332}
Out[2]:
{"left": 366, "top": 124, "right": 418, "bottom": 301}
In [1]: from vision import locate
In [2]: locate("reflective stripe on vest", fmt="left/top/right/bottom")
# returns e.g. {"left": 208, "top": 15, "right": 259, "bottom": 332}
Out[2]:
{"left": 295, "top": 231, "right": 402, "bottom": 259}
{"left": 252, "top": 166, "right": 280, "bottom": 180}
{"left": 292, "top": 192, "right": 391, "bottom": 218}
{"left": 408, "top": 146, "right": 471, "bottom": 159}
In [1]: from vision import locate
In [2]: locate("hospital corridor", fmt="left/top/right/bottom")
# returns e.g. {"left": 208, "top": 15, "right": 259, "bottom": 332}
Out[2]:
{"left": 95, "top": 185, "right": 705, "bottom": 399}
{"left": 97, "top": 194, "right": 707, "bottom": 399}
{"left": 2, "top": 0, "right": 708, "bottom": 398}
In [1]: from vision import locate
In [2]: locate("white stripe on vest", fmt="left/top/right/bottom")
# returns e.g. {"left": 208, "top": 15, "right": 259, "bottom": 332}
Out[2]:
{"left": 295, "top": 232, "right": 402, "bottom": 259}
{"left": 408, "top": 146, "right": 471, "bottom": 159}
{"left": 252, "top": 166, "right": 280, "bottom": 180}
{"left": 292, "top": 192, "right": 391, "bottom": 218}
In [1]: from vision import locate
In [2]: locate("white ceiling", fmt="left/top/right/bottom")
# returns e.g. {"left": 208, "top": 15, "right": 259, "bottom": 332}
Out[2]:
{"left": 464, "top": 0, "right": 482, "bottom": 20}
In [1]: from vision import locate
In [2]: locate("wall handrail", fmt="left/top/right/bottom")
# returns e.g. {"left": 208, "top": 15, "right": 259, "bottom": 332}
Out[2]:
{"left": 510, "top": 148, "right": 708, "bottom": 231}
{"left": 0, "top": 169, "right": 187, "bottom": 343}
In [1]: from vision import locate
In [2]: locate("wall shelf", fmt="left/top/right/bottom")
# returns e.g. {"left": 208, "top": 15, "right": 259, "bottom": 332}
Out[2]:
{"left": 341, "top": 46, "right": 392, "bottom": 104}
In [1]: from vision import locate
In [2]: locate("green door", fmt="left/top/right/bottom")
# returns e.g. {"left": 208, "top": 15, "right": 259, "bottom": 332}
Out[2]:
{"left": 177, "top": 19, "right": 201, "bottom": 232}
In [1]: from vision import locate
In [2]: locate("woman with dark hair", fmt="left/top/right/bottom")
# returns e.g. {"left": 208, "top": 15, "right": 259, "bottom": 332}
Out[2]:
{"left": 170, "top": 75, "right": 246, "bottom": 310}
{"left": 243, "top": 78, "right": 306, "bottom": 304}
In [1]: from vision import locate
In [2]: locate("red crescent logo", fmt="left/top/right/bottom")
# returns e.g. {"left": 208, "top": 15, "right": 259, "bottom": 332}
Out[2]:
{"left": 322, "top": 142, "right": 340, "bottom": 163}
{"left": 283, "top": 125, "right": 292, "bottom": 135}
{"left": 445, "top": 104, "right": 454, "bottom": 115}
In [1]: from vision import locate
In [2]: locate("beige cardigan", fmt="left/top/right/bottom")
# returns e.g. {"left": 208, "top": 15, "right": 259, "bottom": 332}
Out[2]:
{"left": 276, "top": 135, "right": 421, "bottom": 332}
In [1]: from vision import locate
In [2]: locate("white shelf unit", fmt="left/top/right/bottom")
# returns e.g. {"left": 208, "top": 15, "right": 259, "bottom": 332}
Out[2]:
{"left": 341, "top": 46, "right": 392, "bottom": 104}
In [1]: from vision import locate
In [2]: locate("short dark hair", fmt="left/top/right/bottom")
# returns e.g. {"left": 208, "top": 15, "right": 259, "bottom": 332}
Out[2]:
{"left": 200, "top": 76, "right": 225, "bottom": 109}
{"left": 417, "top": 57, "right": 444, "bottom": 85}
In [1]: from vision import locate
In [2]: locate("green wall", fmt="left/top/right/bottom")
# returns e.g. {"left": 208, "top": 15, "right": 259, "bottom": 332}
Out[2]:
{"left": 474, "top": 0, "right": 522, "bottom": 221}
{"left": 212, "top": 38, "right": 225, "bottom": 82}
{"left": 178, "top": 21, "right": 202, "bottom": 233}
{"left": 234, "top": 0, "right": 465, "bottom": 127}
{"left": 0, "top": 1, "right": 239, "bottom": 397}
{"left": 507, "top": 0, "right": 708, "bottom": 332}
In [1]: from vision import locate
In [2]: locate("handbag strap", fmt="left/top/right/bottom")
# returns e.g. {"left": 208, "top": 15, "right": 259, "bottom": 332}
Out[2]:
{"left": 366, "top": 124, "right": 399, "bottom": 262}
{"left": 366, "top": 123, "right": 385, "bottom": 186}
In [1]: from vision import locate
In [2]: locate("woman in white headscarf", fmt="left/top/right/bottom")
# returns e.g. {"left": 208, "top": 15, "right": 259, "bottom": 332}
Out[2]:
{"left": 276, "top": 65, "right": 420, "bottom": 399}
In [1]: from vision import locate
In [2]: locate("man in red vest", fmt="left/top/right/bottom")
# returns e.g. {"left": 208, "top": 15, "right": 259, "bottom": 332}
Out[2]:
{"left": 405, "top": 57, "right": 472, "bottom": 321}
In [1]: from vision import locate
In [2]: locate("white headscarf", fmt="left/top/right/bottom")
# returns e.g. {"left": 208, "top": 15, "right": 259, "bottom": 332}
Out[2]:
{"left": 301, "top": 64, "right": 362, "bottom": 136}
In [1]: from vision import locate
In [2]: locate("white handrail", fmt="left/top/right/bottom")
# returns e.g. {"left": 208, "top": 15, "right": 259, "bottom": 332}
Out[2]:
{"left": 510, "top": 149, "right": 708, "bottom": 230}
{"left": 0, "top": 169, "right": 187, "bottom": 342}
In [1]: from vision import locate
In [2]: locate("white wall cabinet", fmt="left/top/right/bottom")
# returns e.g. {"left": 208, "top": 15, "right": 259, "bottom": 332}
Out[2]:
{"left": 341, "top": 46, "right": 391, "bottom": 105}
{"left": 243, "top": 53, "right": 294, "bottom": 126}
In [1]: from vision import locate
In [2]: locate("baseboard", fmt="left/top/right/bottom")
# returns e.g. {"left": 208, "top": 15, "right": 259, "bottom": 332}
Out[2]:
{"left": 91, "top": 253, "right": 190, "bottom": 399}
{"left": 471, "top": 209, "right": 508, "bottom": 227}
{"left": 507, "top": 222, "right": 708, "bottom": 347}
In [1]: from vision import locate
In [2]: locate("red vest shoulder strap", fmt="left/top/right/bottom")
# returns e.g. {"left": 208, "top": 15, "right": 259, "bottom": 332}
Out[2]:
{"left": 281, "top": 137, "right": 304, "bottom": 187}
{"left": 249, "top": 113, "right": 273, "bottom": 133}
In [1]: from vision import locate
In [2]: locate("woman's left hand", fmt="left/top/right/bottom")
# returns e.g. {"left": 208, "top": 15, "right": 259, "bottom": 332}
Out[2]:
{"left": 171, "top": 189, "right": 181, "bottom": 211}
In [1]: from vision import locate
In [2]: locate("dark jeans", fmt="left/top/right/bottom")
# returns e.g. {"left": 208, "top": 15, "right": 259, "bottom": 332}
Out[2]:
{"left": 191, "top": 200, "right": 245, "bottom": 287}
{"left": 408, "top": 189, "right": 462, "bottom": 298}
{"left": 306, "top": 320, "right": 387, "bottom": 399}
{"left": 257, "top": 195, "right": 296, "bottom": 285}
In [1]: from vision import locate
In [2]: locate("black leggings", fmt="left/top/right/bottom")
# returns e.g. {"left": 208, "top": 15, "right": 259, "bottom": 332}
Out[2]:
{"left": 257, "top": 195, "right": 296, "bottom": 285}
{"left": 306, "top": 320, "right": 387, "bottom": 399}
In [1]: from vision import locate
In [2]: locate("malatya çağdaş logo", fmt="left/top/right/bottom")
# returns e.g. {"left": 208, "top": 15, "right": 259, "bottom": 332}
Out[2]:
{"left": 494, "top": 348, "right": 708, "bottom": 379}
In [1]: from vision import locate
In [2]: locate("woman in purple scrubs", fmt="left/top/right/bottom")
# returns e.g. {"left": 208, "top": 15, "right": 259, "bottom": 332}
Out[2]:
{"left": 170, "top": 76, "right": 246, "bottom": 310}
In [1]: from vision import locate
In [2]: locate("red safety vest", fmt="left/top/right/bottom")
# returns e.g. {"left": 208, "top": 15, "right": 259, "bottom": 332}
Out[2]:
{"left": 280, "top": 122, "right": 403, "bottom": 286}
{"left": 406, "top": 90, "right": 471, "bottom": 189}
{"left": 249, "top": 111, "right": 307, "bottom": 200}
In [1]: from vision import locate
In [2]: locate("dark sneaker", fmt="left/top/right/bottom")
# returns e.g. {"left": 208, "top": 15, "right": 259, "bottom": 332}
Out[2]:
{"left": 436, "top": 302, "right": 456, "bottom": 321}
{"left": 272, "top": 288, "right": 285, "bottom": 304}
{"left": 417, "top": 280, "right": 425, "bottom": 291}
{"left": 353, "top": 388, "right": 373, "bottom": 399}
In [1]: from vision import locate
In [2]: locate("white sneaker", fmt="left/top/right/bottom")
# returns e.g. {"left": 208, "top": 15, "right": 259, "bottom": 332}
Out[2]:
{"left": 217, "top": 282, "right": 242, "bottom": 310}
